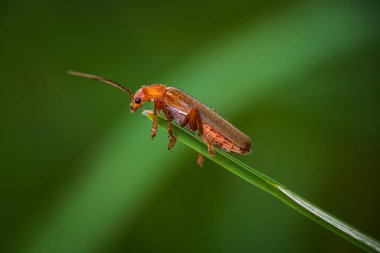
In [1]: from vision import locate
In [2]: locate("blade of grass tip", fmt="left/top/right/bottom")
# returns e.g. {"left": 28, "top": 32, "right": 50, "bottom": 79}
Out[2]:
{"left": 142, "top": 110, "right": 380, "bottom": 253}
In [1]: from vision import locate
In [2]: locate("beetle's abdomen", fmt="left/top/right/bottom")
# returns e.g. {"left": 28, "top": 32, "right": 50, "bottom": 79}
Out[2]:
{"left": 202, "top": 124, "right": 250, "bottom": 154}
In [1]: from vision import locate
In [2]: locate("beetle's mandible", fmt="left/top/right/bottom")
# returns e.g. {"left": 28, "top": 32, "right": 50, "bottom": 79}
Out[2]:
{"left": 68, "top": 70, "right": 252, "bottom": 166}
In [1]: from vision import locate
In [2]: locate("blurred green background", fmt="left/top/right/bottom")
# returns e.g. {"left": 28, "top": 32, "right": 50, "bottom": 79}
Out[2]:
{"left": 1, "top": 0, "right": 379, "bottom": 252}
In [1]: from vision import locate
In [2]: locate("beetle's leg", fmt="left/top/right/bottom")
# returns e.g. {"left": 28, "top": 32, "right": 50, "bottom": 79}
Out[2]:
{"left": 161, "top": 105, "right": 177, "bottom": 149}
{"left": 200, "top": 136, "right": 215, "bottom": 157}
{"left": 189, "top": 108, "right": 215, "bottom": 167}
{"left": 191, "top": 108, "right": 215, "bottom": 156}
{"left": 151, "top": 99, "right": 162, "bottom": 140}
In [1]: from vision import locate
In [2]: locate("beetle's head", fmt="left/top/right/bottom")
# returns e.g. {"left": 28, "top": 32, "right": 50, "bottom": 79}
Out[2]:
{"left": 130, "top": 88, "right": 148, "bottom": 112}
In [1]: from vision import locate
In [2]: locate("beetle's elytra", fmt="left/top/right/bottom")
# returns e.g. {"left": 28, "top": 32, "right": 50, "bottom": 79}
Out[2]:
{"left": 68, "top": 70, "right": 252, "bottom": 166}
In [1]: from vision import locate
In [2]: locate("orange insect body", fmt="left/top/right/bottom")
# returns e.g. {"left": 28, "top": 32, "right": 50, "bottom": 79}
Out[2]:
{"left": 68, "top": 71, "right": 252, "bottom": 166}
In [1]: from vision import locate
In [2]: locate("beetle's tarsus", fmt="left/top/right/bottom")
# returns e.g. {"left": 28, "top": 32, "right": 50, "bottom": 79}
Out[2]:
{"left": 162, "top": 104, "right": 177, "bottom": 150}
{"left": 150, "top": 128, "right": 157, "bottom": 140}
{"left": 168, "top": 136, "right": 176, "bottom": 150}
{"left": 197, "top": 153, "right": 204, "bottom": 167}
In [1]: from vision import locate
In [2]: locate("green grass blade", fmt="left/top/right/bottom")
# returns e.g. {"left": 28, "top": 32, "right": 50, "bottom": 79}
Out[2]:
{"left": 143, "top": 110, "right": 380, "bottom": 253}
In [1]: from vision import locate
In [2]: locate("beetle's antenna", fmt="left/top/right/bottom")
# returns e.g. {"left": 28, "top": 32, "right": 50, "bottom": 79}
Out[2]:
{"left": 68, "top": 70, "right": 134, "bottom": 99}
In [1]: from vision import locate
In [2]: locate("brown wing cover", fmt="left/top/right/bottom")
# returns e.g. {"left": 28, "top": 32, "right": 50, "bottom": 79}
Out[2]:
{"left": 164, "top": 87, "right": 251, "bottom": 151}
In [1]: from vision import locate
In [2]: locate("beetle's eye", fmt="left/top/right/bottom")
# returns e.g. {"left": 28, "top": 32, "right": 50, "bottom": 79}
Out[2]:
{"left": 135, "top": 97, "right": 141, "bottom": 104}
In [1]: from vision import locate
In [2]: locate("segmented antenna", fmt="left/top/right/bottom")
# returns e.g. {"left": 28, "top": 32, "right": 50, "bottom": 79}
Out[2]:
{"left": 68, "top": 70, "right": 134, "bottom": 99}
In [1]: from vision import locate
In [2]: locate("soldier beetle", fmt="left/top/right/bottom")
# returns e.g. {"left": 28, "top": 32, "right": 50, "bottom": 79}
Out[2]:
{"left": 68, "top": 70, "right": 252, "bottom": 166}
